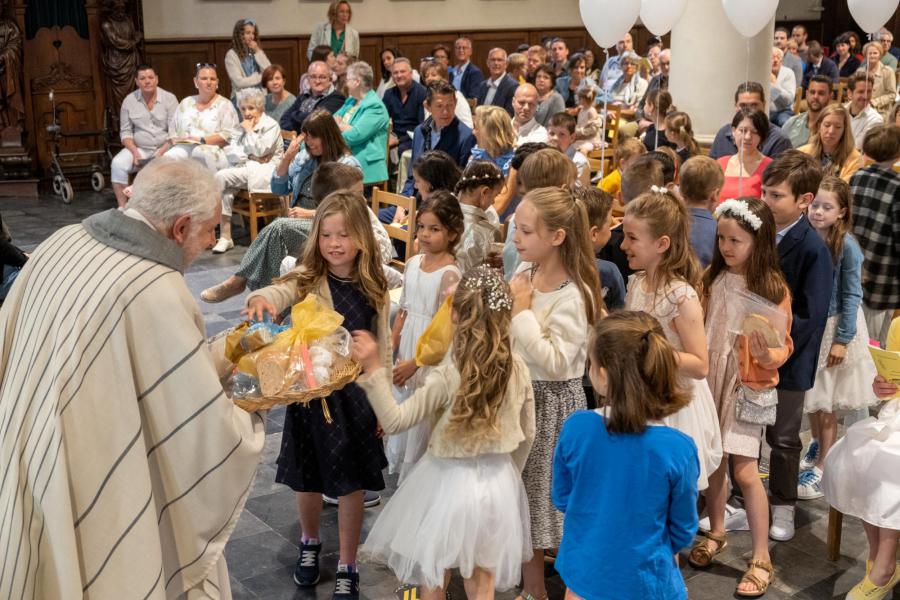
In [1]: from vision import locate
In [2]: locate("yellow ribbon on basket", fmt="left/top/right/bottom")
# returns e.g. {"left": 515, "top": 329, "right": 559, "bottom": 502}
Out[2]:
{"left": 238, "top": 295, "right": 345, "bottom": 422}
{"left": 415, "top": 295, "right": 453, "bottom": 367}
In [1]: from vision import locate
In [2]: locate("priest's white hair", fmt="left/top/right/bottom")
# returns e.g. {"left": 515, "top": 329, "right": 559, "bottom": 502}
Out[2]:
{"left": 128, "top": 158, "right": 219, "bottom": 228}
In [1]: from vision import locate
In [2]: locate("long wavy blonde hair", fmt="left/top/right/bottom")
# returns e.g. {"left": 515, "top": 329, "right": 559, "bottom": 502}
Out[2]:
{"left": 474, "top": 105, "right": 516, "bottom": 158}
{"left": 524, "top": 187, "right": 603, "bottom": 324}
{"left": 276, "top": 191, "right": 387, "bottom": 312}
{"left": 445, "top": 266, "right": 514, "bottom": 442}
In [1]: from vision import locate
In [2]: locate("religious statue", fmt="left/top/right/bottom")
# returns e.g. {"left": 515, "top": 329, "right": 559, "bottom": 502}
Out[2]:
{"left": 0, "top": 0, "right": 24, "bottom": 146}
{"left": 100, "top": 0, "right": 142, "bottom": 112}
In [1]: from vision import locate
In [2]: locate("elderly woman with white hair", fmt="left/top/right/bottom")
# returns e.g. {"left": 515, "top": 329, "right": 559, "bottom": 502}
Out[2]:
{"left": 164, "top": 63, "right": 238, "bottom": 172}
{"left": 212, "top": 87, "right": 284, "bottom": 253}
{"left": 334, "top": 61, "right": 390, "bottom": 185}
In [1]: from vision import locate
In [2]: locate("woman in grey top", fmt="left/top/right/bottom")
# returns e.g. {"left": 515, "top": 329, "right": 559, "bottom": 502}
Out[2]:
{"left": 532, "top": 64, "right": 566, "bottom": 127}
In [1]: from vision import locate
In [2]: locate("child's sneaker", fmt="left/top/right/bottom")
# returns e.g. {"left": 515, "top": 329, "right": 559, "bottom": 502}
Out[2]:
{"left": 797, "top": 466, "right": 824, "bottom": 500}
{"left": 293, "top": 540, "right": 321, "bottom": 587}
{"left": 333, "top": 565, "right": 360, "bottom": 599}
{"left": 799, "top": 440, "right": 819, "bottom": 471}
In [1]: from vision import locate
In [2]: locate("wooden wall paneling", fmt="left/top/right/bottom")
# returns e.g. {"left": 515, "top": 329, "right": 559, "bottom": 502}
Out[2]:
{"left": 261, "top": 40, "right": 302, "bottom": 95}
{"left": 356, "top": 36, "right": 382, "bottom": 76}
{"left": 390, "top": 33, "right": 457, "bottom": 69}
{"left": 145, "top": 42, "right": 216, "bottom": 101}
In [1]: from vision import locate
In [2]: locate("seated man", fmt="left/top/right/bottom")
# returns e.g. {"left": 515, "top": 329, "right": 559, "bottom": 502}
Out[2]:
{"left": 709, "top": 81, "right": 793, "bottom": 159}
{"left": 845, "top": 72, "right": 883, "bottom": 150}
{"left": 382, "top": 57, "right": 427, "bottom": 155}
{"left": 279, "top": 61, "right": 345, "bottom": 133}
{"left": 400, "top": 81, "right": 476, "bottom": 198}
{"left": 512, "top": 83, "right": 549, "bottom": 145}
{"left": 769, "top": 47, "right": 797, "bottom": 127}
{"left": 781, "top": 75, "right": 832, "bottom": 148}
{"left": 449, "top": 36, "right": 484, "bottom": 100}
{"left": 802, "top": 41, "right": 839, "bottom": 87}
{"left": 112, "top": 64, "right": 178, "bottom": 207}
{"left": 476, "top": 47, "right": 518, "bottom": 115}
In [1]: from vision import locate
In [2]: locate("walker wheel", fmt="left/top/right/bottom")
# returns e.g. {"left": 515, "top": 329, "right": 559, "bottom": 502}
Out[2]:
{"left": 52, "top": 175, "right": 63, "bottom": 195}
{"left": 60, "top": 181, "right": 74, "bottom": 204}
{"left": 91, "top": 171, "right": 105, "bottom": 192}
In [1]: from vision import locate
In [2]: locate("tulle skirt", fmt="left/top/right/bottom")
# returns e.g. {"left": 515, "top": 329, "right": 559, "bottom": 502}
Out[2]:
{"left": 663, "top": 377, "right": 723, "bottom": 491}
{"left": 822, "top": 400, "right": 900, "bottom": 529}
{"left": 360, "top": 452, "right": 532, "bottom": 590}
{"left": 804, "top": 311, "right": 878, "bottom": 414}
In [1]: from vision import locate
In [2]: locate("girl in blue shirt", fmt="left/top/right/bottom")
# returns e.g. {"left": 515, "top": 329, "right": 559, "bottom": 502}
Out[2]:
{"left": 552, "top": 310, "right": 700, "bottom": 600}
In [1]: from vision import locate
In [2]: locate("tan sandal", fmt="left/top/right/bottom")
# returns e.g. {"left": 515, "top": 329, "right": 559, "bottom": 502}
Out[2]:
{"left": 736, "top": 559, "right": 774, "bottom": 597}
{"left": 687, "top": 530, "right": 728, "bottom": 568}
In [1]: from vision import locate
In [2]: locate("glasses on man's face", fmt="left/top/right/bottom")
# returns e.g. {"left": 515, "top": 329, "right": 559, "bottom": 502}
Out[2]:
{"left": 309, "top": 75, "right": 330, "bottom": 81}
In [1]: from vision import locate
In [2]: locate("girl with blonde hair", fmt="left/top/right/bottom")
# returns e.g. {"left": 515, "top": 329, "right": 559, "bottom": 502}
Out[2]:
{"left": 622, "top": 188, "right": 723, "bottom": 492}
{"left": 509, "top": 186, "right": 602, "bottom": 600}
{"left": 355, "top": 265, "right": 535, "bottom": 599}
{"left": 244, "top": 190, "right": 389, "bottom": 596}
{"left": 470, "top": 105, "right": 518, "bottom": 175}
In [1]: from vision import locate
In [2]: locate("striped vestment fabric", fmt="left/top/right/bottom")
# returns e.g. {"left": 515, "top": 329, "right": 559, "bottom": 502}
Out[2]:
{"left": 0, "top": 223, "right": 265, "bottom": 599}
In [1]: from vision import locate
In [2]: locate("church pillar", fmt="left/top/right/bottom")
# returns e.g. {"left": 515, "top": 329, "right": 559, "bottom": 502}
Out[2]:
{"left": 668, "top": 0, "right": 775, "bottom": 143}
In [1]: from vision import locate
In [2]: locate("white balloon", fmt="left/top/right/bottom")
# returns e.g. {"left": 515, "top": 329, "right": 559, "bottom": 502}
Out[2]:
{"left": 579, "top": 0, "right": 641, "bottom": 49}
{"left": 848, "top": 0, "right": 900, "bottom": 34}
{"left": 640, "top": 0, "right": 688, "bottom": 36}
{"left": 721, "top": 0, "right": 778, "bottom": 38}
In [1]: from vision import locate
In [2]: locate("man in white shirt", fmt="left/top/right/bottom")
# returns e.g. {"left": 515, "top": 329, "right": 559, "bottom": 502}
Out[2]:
{"left": 476, "top": 48, "right": 518, "bottom": 115}
{"left": 774, "top": 27, "right": 803, "bottom": 86}
{"left": 845, "top": 72, "right": 884, "bottom": 150}
{"left": 599, "top": 33, "right": 633, "bottom": 91}
{"left": 770, "top": 47, "right": 797, "bottom": 126}
{"left": 511, "top": 84, "right": 548, "bottom": 145}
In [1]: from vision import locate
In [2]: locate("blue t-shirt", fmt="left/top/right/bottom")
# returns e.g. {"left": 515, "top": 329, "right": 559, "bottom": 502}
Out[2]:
{"left": 689, "top": 207, "right": 716, "bottom": 268}
{"left": 596, "top": 258, "right": 625, "bottom": 310}
{"left": 553, "top": 410, "right": 699, "bottom": 600}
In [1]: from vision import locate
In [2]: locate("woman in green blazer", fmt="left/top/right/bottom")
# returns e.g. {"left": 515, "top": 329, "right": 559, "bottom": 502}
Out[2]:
{"left": 335, "top": 62, "right": 390, "bottom": 185}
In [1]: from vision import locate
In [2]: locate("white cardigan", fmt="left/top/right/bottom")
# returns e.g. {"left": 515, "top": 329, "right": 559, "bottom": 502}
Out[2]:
{"left": 307, "top": 21, "right": 360, "bottom": 60}
{"left": 224, "top": 48, "right": 272, "bottom": 93}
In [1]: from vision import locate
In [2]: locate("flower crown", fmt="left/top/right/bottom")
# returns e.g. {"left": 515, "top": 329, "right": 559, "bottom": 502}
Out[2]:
{"left": 715, "top": 198, "right": 762, "bottom": 231}
{"left": 462, "top": 265, "right": 512, "bottom": 312}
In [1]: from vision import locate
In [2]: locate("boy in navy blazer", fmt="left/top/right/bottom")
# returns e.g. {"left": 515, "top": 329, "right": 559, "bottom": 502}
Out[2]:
{"left": 760, "top": 151, "right": 833, "bottom": 542}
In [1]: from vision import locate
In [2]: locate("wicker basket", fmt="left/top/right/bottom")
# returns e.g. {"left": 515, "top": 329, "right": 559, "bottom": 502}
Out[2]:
{"left": 233, "top": 355, "right": 361, "bottom": 412}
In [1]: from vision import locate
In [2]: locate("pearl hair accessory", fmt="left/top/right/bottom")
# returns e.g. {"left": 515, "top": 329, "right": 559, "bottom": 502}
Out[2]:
{"left": 462, "top": 265, "right": 512, "bottom": 312}
{"left": 715, "top": 198, "right": 762, "bottom": 231}
{"left": 650, "top": 185, "right": 669, "bottom": 194}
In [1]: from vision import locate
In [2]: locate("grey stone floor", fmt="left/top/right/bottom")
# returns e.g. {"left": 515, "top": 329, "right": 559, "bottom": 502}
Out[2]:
{"left": 3, "top": 188, "right": 895, "bottom": 599}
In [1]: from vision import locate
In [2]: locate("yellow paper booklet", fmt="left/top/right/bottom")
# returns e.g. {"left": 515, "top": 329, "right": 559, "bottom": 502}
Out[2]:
{"left": 868, "top": 345, "right": 900, "bottom": 384}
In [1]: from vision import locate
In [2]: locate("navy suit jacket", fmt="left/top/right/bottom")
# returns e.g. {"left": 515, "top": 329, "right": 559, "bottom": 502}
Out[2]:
{"left": 776, "top": 215, "right": 834, "bottom": 391}
{"left": 401, "top": 117, "right": 476, "bottom": 196}
{"left": 452, "top": 63, "right": 485, "bottom": 100}
{"left": 802, "top": 57, "right": 840, "bottom": 87}
{"left": 475, "top": 74, "right": 518, "bottom": 116}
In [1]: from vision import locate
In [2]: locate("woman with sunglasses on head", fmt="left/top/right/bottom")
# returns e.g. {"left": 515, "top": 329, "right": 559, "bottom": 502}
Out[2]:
{"left": 225, "top": 18, "right": 270, "bottom": 104}
{"left": 164, "top": 63, "right": 238, "bottom": 172}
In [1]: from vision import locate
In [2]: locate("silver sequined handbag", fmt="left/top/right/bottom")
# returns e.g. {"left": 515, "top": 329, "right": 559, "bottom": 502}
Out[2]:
{"left": 735, "top": 384, "right": 778, "bottom": 426}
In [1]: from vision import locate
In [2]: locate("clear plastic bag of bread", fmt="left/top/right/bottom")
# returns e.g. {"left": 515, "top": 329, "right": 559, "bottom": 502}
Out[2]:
{"left": 726, "top": 287, "right": 788, "bottom": 348}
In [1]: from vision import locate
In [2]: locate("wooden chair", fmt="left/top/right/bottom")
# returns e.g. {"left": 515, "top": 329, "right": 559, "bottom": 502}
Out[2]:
{"left": 832, "top": 80, "right": 847, "bottom": 105}
{"left": 587, "top": 105, "right": 622, "bottom": 177}
{"left": 467, "top": 97, "right": 477, "bottom": 111}
{"left": 826, "top": 507, "right": 843, "bottom": 561}
{"left": 281, "top": 129, "right": 295, "bottom": 142}
{"left": 371, "top": 186, "right": 416, "bottom": 268}
{"left": 793, "top": 86, "right": 804, "bottom": 114}
{"left": 232, "top": 191, "right": 288, "bottom": 241}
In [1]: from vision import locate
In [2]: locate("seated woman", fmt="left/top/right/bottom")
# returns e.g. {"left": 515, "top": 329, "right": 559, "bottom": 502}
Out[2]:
{"left": 212, "top": 88, "right": 284, "bottom": 253}
{"left": 224, "top": 19, "right": 271, "bottom": 104}
{"left": 164, "top": 64, "right": 238, "bottom": 172}
{"left": 610, "top": 53, "right": 648, "bottom": 119}
{"left": 420, "top": 60, "right": 473, "bottom": 127}
{"left": 555, "top": 53, "right": 599, "bottom": 109}
{"left": 798, "top": 104, "right": 863, "bottom": 182}
{"left": 833, "top": 33, "right": 861, "bottom": 78}
{"left": 334, "top": 61, "right": 391, "bottom": 186}
{"left": 716, "top": 108, "right": 773, "bottom": 203}
{"left": 857, "top": 42, "right": 897, "bottom": 119}
{"left": 533, "top": 64, "right": 565, "bottom": 127}
{"left": 201, "top": 115, "right": 390, "bottom": 301}
{"left": 469, "top": 105, "right": 517, "bottom": 176}
{"left": 262, "top": 64, "right": 296, "bottom": 123}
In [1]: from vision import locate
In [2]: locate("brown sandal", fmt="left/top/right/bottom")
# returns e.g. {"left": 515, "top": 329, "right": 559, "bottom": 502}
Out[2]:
{"left": 687, "top": 530, "right": 728, "bottom": 568}
{"left": 736, "top": 559, "right": 774, "bottom": 597}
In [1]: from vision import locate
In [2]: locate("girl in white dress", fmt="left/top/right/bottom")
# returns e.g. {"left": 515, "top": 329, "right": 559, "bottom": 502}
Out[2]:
{"left": 355, "top": 266, "right": 535, "bottom": 598}
{"left": 622, "top": 187, "right": 723, "bottom": 491}
{"left": 823, "top": 317, "right": 900, "bottom": 600}
{"left": 799, "top": 176, "right": 877, "bottom": 499}
{"left": 388, "top": 192, "right": 463, "bottom": 479}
